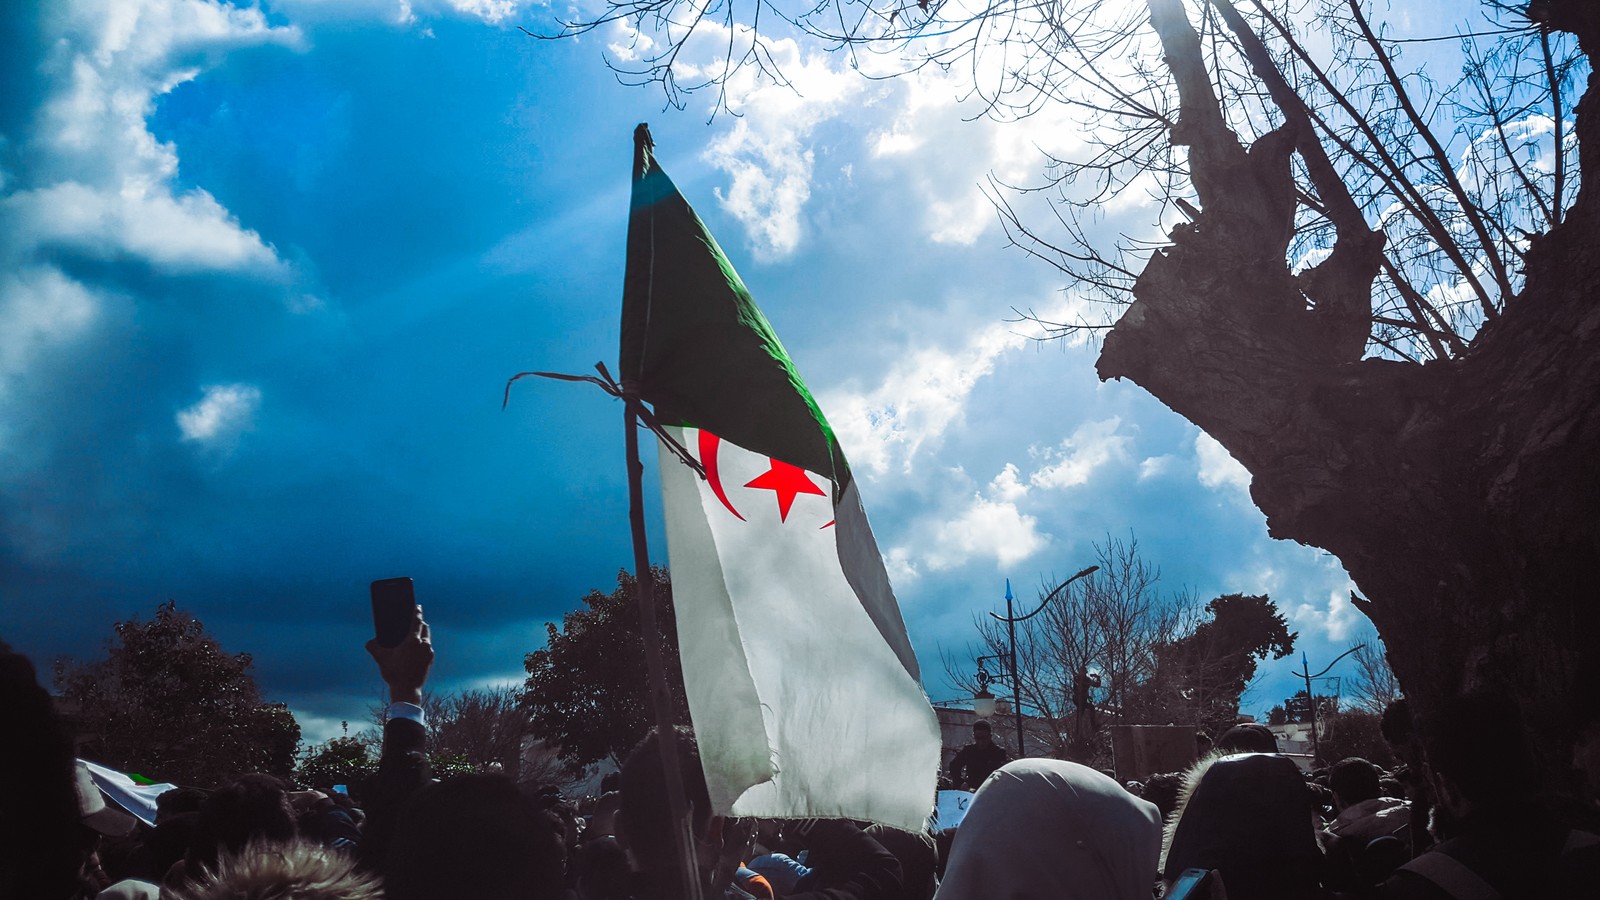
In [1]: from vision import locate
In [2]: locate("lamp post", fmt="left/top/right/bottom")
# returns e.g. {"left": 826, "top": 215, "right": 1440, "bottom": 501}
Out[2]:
{"left": 976, "top": 566, "right": 1099, "bottom": 758}
{"left": 1294, "top": 644, "right": 1364, "bottom": 765}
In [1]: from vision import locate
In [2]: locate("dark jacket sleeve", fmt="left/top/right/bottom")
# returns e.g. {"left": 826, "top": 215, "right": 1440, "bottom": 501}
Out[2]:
{"left": 788, "top": 821, "right": 903, "bottom": 900}
{"left": 357, "top": 716, "right": 431, "bottom": 871}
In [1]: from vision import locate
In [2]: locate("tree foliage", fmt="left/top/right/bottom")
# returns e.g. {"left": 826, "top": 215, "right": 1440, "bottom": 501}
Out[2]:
{"left": 296, "top": 733, "right": 376, "bottom": 793}
{"left": 425, "top": 685, "right": 527, "bottom": 772}
{"left": 1156, "top": 592, "right": 1296, "bottom": 733}
{"left": 1317, "top": 708, "right": 1396, "bottom": 768}
{"left": 523, "top": 567, "right": 690, "bottom": 767}
{"left": 56, "top": 601, "right": 301, "bottom": 786}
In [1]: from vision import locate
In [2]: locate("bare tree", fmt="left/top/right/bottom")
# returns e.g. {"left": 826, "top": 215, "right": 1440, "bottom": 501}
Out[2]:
{"left": 945, "top": 534, "right": 1194, "bottom": 762}
{"left": 1346, "top": 638, "right": 1402, "bottom": 715}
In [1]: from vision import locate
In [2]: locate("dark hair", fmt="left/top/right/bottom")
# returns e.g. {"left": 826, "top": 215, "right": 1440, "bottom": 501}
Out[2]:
{"left": 619, "top": 726, "right": 712, "bottom": 878}
{"left": 1424, "top": 691, "right": 1529, "bottom": 808}
{"left": 192, "top": 774, "right": 297, "bottom": 868}
{"left": 599, "top": 772, "right": 622, "bottom": 795}
{"left": 1380, "top": 698, "right": 1413, "bottom": 746}
{"left": 1141, "top": 772, "right": 1184, "bottom": 821}
{"left": 384, "top": 774, "right": 567, "bottom": 900}
{"left": 1215, "top": 723, "right": 1278, "bottom": 754}
{"left": 972, "top": 721, "right": 991, "bottom": 733}
{"left": 1328, "top": 758, "right": 1382, "bottom": 806}
{"left": 158, "top": 787, "right": 210, "bottom": 822}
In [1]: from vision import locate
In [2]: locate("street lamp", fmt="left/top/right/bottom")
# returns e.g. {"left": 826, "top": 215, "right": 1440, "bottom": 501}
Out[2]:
{"left": 974, "top": 566, "right": 1099, "bottom": 757}
{"left": 1294, "top": 644, "right": 1364, "bottom": 764}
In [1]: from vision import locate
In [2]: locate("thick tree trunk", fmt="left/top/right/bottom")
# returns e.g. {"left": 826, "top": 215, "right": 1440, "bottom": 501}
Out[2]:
{"left": 1100, "top": 0, "right": 1600, "bottom": 788}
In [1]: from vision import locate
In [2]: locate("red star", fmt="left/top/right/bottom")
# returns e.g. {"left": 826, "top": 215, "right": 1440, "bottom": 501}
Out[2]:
{"left": 744, "top": 459, "right": 826, "bottom": 522}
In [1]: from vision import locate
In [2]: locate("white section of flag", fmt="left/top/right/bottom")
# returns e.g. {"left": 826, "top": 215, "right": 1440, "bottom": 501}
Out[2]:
{"left": 657, "top": 426, "right": 942, "bottom": 832}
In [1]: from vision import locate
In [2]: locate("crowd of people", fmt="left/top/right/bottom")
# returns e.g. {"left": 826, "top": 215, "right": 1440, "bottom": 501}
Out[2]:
{"left": 5, "top": 606, "right": 1600, "bottom": 900}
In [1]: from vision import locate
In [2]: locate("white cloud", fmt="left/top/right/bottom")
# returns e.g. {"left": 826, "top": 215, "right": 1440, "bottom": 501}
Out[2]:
{"left": 9, "top": 181, "right": 279, "bottom": 272}
{"left": 1195, "top": 432, "right": 1251, "bottom": 492}
{"left": 1029, "top": 417, "right": 1132, "bottom": 489}
{"left": 177, "top": 383, "right": 262, "bottom": 446}
{"left": 823, "top": 318, "right": 1034, "bottom": 477}
{"left": 446, "top": 0, "right": 523, "bottom": 24}
{"left": 606, "top": 19, "right": 656, "bottom": 63}
{"left": 1138, "top": 454, "right": 1175, "bottom": 481}
{"left": 699, "top": 28, "right": 865, "bottom": 259}
{"left": 1288, "top": 588, "right": 1362, "bottom": 642}
{"left": 5, "top": 0, "right": 299, "bottom": 279}
{"left": 0, "top": 266, "right": 99, "bottom": 378}
{"left": 926, "top": 491, "right": 1049, "bottom": 573}
{"left": 988, "top": 463, "right": 1029, "bottom": 502}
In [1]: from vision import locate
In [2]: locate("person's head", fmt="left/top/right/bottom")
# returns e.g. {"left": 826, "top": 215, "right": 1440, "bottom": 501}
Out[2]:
{"left": 937, "top": 759, "right": 1163, "bottom": 900}
{"left": 1141, "top": 772, "right": 1184, "bottom": 822}
{"left": 1327, "top": 758, "right": 1382, "bottom": 811}
{"left": 384, "top": 773, "right": 567, "bottom": 900}
{"left": 165, "top": 840, "right": 382, "bottom": 900}
{"left": 157, "top": 788, "right": 210, "bottom": 825}
{"left": 1424, "top": 690, "right": 1530, "bottom": 816}
{"left": 972, "top": 721, "right": 993, "bottom": 746}
{"left": 1162, "top": 754, "right": 1323, "bottom": 900}
{"left": 191, "top": 775, "right": 297, "bottom": 869}
{"left": 1214, "top": 723, "right": 1278, "bottom": 755}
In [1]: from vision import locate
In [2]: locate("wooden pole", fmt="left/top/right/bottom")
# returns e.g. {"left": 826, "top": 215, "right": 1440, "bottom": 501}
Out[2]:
{"left": 625, "top": 394, "right": 703, "bottom": 900}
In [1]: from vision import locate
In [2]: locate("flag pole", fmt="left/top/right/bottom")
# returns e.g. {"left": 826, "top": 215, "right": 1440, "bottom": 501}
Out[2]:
{"left": 623, "top": 123, "right": 703, "bottom": 900}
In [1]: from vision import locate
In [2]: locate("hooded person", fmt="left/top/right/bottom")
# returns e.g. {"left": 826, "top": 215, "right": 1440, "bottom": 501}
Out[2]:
{"left": 1162, "top": 753, "right": 1327, "bottom": 900}
{"left": 936, "top": 759, "right": 1163, "bottom": 900}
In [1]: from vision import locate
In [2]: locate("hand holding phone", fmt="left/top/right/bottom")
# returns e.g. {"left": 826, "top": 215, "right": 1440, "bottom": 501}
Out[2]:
{"left": 371, "top": 577, "right": 416, "bottom": 648}
{"left": 366, "top": 578, "right": 432, "bottom": 704}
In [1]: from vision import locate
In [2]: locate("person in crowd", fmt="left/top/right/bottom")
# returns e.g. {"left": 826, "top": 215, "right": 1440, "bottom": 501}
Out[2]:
{"left": 1321, "top": 757, "right": 1410, "bottom": 889}
{"left": 383, "top": 773, "right": 568, "bottom": 900}
{"left": 1325, "top": 758, "right": 1409, "bottom": 846}
{"left": 1381, "top": 691, "right": 1600, "bottom": 899}
{"left": 937, "top": 758, "right": 1162, "bottom": 900}
{"left": 357, "top": 603, "right": 437, "bottom": 874}
{"left": 1162, "top": 752, "right": 1327, "bottom": 900}
{"left": 1381, "top": 698, "right": 1435, "bottom": 857}
{"left": 163, "top": 840, "right": 382, "bottom": 900}
{"left": 188, "top": 774, "right": 299, "bottom": 871}
{"left": 862, "top": 825, "right": 936, "bottom": 900}
{"left": 0, "top": 639, "right": 90, "bottom": 900}
{"left": 944, "top": 722, "right": 1009, "bottom": 791}
{"left": 1213, "top": 723, "right": 1279, "bottom": 755}
{"left": 748, "top": 821, "right": 812, "bottom": 897}
{"left": 618, "top": 726, "right": 902, "bottom": 899}
{"left": 1140, "top": 772, "right": 1183, "bottom": 823}
{"left": 359, "top": 603, "right": 569, "bottom": 899}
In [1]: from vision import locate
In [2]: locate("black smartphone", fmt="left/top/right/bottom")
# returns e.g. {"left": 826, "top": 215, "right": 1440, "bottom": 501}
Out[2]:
{"left": 1165, "top": 868, "right": 1215, "bottom": 900}
{"left": 370, "top": 577, "right": 415, "bottom": 648}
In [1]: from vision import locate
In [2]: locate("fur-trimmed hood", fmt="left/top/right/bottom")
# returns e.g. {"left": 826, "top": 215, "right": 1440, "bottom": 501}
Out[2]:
{"left": 1159, "top": 753, "right": 1325, "bottom": 899}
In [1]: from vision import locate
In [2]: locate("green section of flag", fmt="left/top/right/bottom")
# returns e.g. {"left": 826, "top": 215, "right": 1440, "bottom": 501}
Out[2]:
{"left": 619, "top": 124, "right": 849, "bottom": 490}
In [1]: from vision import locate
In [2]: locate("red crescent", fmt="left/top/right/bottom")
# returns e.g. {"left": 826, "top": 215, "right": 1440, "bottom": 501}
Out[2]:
{"left": 699, "top": 430, "right": 745, "bottom": 521}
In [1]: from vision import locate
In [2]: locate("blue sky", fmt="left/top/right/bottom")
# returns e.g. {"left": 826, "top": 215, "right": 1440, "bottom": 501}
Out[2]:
{"left": 0, "top": 0, "right": 1472, "bottom": 748}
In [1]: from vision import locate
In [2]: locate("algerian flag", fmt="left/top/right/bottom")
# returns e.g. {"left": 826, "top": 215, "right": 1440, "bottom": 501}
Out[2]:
{"left": 620, "top": 125, "right": 941, "bottom": 832}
